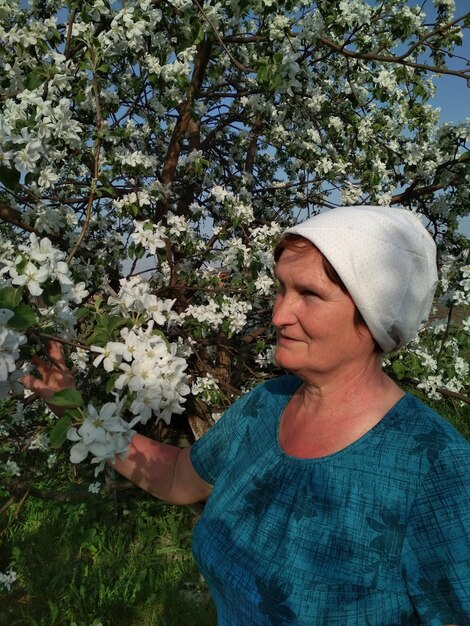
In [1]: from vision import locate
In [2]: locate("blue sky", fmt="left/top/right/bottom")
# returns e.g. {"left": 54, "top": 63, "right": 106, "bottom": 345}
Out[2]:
{"left": 431, "top": 0, "right": 469, "bottom": 117}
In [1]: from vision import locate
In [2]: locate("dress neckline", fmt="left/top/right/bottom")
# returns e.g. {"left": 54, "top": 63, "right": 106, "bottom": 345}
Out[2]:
{"left": 274, "top": 380, "right": 410, "bottom": 463}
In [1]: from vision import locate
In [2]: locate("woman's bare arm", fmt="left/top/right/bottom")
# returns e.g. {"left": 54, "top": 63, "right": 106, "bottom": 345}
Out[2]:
{"left": 111, "top": 435, "right": 212, "bottom": 504}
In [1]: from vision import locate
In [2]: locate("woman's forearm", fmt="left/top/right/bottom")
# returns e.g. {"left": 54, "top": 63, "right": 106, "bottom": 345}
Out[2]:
{"left": 110, "top": 433, "right": 211, "bottom": 505}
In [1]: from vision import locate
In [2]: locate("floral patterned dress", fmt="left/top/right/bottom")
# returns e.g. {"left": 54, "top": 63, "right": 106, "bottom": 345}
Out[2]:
{"left": 191, "top": 375, "right": 470, "bottom": 626}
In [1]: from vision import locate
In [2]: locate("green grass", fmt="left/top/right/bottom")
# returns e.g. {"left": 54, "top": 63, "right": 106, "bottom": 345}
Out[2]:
{"left": 0, "top": 493, "right": 216, "bottom": 626}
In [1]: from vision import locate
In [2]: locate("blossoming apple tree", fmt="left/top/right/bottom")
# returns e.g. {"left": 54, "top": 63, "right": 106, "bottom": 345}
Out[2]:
{"left": 0, "top": 0, "right": 469, "bottom": 509}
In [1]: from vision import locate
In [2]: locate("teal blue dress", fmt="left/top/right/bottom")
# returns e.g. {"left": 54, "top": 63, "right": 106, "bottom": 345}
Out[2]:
{"left": 190, "top": 375, "right": 470, "bottom": 625}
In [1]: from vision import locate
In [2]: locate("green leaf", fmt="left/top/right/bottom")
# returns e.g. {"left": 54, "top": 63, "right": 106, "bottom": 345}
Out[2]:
{"left": 86, "top": 331, "right": 108, "bottom": 346}
{"left": 42, "top": 280, "right": 63, "bottom": 306}
{"left": 86, "top": 314, "right": 128, "bottom": 346}
{"left": 392, "top": 361, "right": 406, "bottom": 380}
{"left": 76, "top": 307, "right": 89, "bottom": 320}
{"left": 6, "top": 304, "right": 38, "bottom": 329}
{"left": 25, "top": 68, "right": 43, "bottom": 90}
{"left": 75, "top": 91, "right": 86, "bottom": 104}
{"left": 49, "top": 388, "right": 84, "bottom": 408}
{"left": 102, "top": 314, "right": 127, "bottom": 334}
{"left": 105, "top": 372, "right": 120, "bottom": 394}
{"left": 194, "top": 25, "right": 205, "bottom": 45}
{"left": 151, "top": 328, "right": 170, "bottom": 349}
{"left": 0, "top": 164, "right": 20, "bottom": 190}
{"left": 49, "top": 414, "right": 74, "bottom": 449}
{"left": 0, "top": 286, "right": 22, "bottom": 309}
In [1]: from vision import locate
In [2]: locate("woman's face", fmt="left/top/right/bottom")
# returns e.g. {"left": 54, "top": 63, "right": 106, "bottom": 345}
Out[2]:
{"left": 272, "top": 243, "right": 375, "bottom": 381}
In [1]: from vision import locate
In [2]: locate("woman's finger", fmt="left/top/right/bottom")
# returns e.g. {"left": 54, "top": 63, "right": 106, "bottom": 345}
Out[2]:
{"left": 31, "top": 344, "right": 69, "bottom": 377}
{"left": 47, "top": 340, "right": 67, "bottom": 367}
{"left": 21, "top": 374, "right": 55, "bottom": 401}
{"left": 31, "top": 355, "right": 49, "bottom": 377}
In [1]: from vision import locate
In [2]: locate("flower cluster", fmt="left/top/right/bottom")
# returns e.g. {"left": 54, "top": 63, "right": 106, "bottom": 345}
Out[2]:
{"left": 0, "top": 233, "right": 94, "bottom": 437}
{"left": 0, "top": 233, "right": 74, "bottom": 297}
{"left": 67, "top": 399, "right": 135, "bottom": 474}
{"left": 130, "top": 220, "right": 167, "bottom": 255}
{"left": 183, "top": 296, "right": 252, "bottom": 336}
{"left": 454, "top": 263, "right": 470, "bottom": 306}
{"left": 191, "top": 374, "right": 221, "bottom": 403}
{"left": 210, "top": 186, "right": 254, "bottom": 223}
{"left": 92, "top": 324, "right": 190, "bottom": 427}
{"left": 0, "top": 233, "right": 89, "bottom": 338}
{"left": 107, "top": 276, "right": 176, "bottom": 326}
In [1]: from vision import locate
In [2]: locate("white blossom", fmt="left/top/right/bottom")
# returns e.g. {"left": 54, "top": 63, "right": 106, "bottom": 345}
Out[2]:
{"left": 10, "top": 261, "right": 49, "bottom": 296}
{"left": 131, "top": 220, "right": 166, "bottom": 255}
{"left": 28, "top": 432, "right": 50, "bottom": 450}
{"left": 254, "top": 273, "right": 274, "bottom": 295}
{"left": 4, "top": 459, "right": 21, "bottom": 476}
{"left": 0, "top": 569, "right": 18, "bottom": 592}
{"left": 67, "top": 400, "right": 135, "bottom": 469}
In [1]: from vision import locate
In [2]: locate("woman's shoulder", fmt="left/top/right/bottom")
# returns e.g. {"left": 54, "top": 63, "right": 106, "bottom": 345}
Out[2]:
{"left": 209, "top": 375, "right": 300, "bottom": 427}
{"left": 231, "top": 375, "right": 302, "bottom": 420}
{"left": 262, "top": 374, "right": 303, "bottom": 396}
{"left": 391, "top": 392, "right": 470, "bottom": 453}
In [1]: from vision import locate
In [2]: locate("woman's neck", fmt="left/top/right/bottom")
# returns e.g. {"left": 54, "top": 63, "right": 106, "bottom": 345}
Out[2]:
{"left": 279, "top": 360, "right": 405, "bottom": 459}
{"left": 298, "top": 356, "right": 400, "bottom": 418}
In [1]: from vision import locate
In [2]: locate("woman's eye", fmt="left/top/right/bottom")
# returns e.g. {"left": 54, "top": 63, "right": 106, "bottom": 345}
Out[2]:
{"left": 301, "top": 290, "right": 317, "bottom": 297}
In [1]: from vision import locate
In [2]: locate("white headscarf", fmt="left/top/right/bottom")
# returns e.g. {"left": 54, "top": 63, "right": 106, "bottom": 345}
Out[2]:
{"left": 283, "top": 206, "right": 438, "bottom": 353}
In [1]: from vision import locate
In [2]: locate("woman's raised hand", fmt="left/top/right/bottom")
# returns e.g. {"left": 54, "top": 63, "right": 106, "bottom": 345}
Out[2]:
{"left": 22, "top": 341, "right": 76, "bottom": 415}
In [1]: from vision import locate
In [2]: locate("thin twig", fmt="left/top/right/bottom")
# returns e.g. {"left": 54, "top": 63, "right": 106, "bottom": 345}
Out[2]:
{"left": 0, "top": 496, "right": 15, "bottom": 517}
{"left": 402, "top": 377, "right": 470, "bottom": 405}
{"left": 13, "top": 488, "right": 30, "bottom": 521}
{"left": 36, "top": 332, "right": 91, "bottom": 351}
{"left": 396, "top": 13, "right": 469, "bottom": 63}
{"left": 64, "top": 8, "right": 77, "bottom": 57}
{"left": 222, "top": 17, "right": 470, "bottom": 82}
{"left": 193, "top": 0, "right": 255, "bottom": 73}
{"left": 436, "top": 303, "right": 454, "bottom": 362}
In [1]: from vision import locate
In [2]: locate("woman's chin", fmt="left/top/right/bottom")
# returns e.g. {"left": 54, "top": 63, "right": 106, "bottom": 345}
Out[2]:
{"left": 274, "top": 348, "right": 297, "bottom": 372}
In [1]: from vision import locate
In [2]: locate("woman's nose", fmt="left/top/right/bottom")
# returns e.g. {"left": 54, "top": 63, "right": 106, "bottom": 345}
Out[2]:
{"left": 272, "top": 293, "right": 296, "bottom": 328}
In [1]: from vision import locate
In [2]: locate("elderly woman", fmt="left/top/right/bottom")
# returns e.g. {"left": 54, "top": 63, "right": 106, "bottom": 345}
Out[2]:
{"left": 24, "top": 206, "right": 470, "bottom": 626}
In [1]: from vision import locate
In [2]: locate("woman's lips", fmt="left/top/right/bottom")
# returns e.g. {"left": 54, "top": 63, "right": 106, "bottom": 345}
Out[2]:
{"left": 277, "top": 334, "right": 301, "bottom": 344}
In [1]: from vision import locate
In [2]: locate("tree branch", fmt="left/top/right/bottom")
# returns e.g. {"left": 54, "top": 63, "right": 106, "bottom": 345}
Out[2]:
{"left": 193, "top": 0, "right": 255, "bottom": 73}
{"left": 389, "top": 179, "right": 457, "bottom": 205}
{"left": 64, "top": 7, "right": 77, "bottom": 57}
{"left": 316, "top": 34, "right": 470, "bottom": 81}
{"left": 244, "top": 114, "right": 262, "bottom": 186}
{"left": 223, "top": 15, "right": 470, "bottom": 82}
{"left": 155, "top": 38, "right": 213, "bottom": 220}
{"left": 0, "top": 203, "right": 35, "bottom": 232}
{"left": 396, "top": 13, "right": 470, "bottom": 63}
